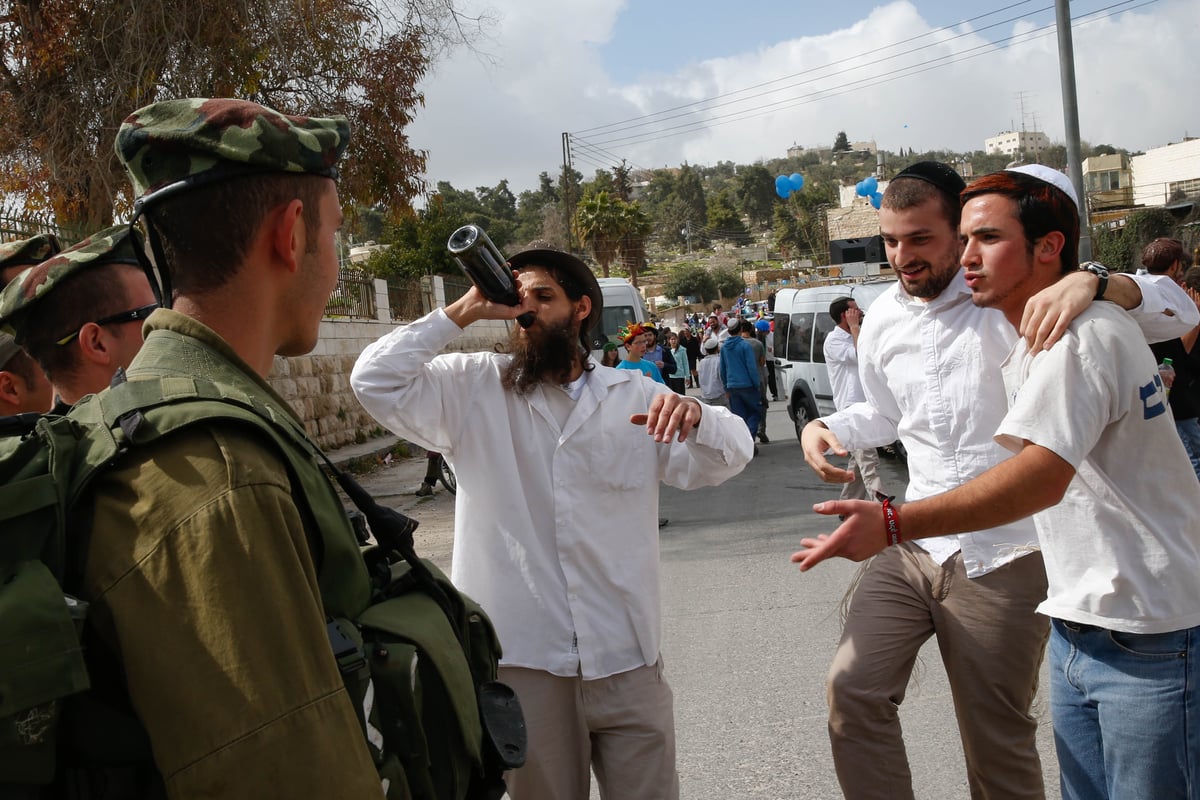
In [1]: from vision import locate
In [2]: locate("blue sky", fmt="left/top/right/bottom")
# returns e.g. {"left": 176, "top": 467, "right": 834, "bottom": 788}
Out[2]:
{"left": 407, "top": 0, "right": 1197, "bottom": 196}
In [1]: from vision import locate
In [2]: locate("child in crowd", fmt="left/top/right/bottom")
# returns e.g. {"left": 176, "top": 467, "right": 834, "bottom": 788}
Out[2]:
{"left": 600, "top": 341, "right": 621, "bottom": 367}
{"left": 697, "top": 336, "right": 726, "bottom": 406}
{"left": 616, "top": 322, "right": 666, "bottom": 384}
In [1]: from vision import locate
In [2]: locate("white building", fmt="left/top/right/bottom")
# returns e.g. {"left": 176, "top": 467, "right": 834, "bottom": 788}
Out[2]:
{"left": 1131, "top": 138, "right": 1200, "bottom": 207}
{"left": 985, "top": 130, "right": 1050, "bottom": 158}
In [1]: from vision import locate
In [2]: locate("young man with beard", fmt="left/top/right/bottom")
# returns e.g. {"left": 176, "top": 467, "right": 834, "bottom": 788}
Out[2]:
{"left": 798, "top": 162, "right": 1197, "bottom": 800}
{"left": 795, "top": 166, "right": 1200, "bottom": 800}
{"left": 351, "top": 245, "right": 754, "bottom": 800}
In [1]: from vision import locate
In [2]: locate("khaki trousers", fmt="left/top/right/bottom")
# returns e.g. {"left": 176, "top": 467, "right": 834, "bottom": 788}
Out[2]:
{"left": 500, "top": 660, "right": 680, "bottom": 800}
{"left": 838, "top": 448, "right": 884, "bottom": 502}
{"left": 827, "top": 544, "right": 1050, "bottom": 800}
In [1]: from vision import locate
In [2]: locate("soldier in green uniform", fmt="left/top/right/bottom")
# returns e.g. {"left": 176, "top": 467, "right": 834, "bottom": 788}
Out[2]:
{"left": 0, "top": 236, "right": 61, "bottom": 416}
{"left": 44, "top": 98, "right": 382, "bottom": 798}
{"left": 0, "top": 228, "right": 156, "bottom": 414}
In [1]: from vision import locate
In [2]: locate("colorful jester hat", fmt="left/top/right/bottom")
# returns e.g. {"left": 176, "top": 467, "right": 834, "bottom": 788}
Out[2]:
{"left": 618, "top": 321, "right": 647, "bottom": 344}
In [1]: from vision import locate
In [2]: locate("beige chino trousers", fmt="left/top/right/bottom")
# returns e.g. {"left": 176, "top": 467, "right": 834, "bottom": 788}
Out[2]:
{"left": 500, "top": 659, "right": 680, "bottom": 800}
{"left": 827, "top": 543, "right": 1050, "bottom": 800}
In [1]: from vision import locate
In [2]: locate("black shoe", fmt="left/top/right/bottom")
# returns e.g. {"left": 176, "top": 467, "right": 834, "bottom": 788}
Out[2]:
{"left": 658, "top": 518, "right": 669, "bottom": 528}
{"left": 759, "top": 433, "right": 770, "bottom": 443}
{"left": 753, "top": 445, "right": 760, "bottom": 457}
{"left": 415, "top": 483, "right": 434, "bottom": 497}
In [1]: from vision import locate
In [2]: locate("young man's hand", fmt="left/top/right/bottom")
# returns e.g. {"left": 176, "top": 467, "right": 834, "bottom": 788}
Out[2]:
{"left": 791, "top": 499, "right": 888, "bottom": 571}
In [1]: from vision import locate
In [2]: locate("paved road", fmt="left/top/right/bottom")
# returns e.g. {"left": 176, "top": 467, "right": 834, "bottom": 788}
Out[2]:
{"left": 356, "top": 399, "right": 1062, "bottom": 799}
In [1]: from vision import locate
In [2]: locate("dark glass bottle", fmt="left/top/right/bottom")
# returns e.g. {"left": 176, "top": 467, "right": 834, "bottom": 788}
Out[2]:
{"left": 447, "top": 224, "right": 534, "bottom": 328}
{"left": 447, "top": 224, "right": 520, "bottom": 305}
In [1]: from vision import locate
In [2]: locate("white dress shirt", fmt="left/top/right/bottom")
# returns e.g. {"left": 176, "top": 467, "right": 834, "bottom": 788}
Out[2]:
{"left": 822, "top": 270, "right": 1198, "bottom": 578}
{"left": 823, "top": 325, "right": 865, "bottom": 411}
{"left": 351, "top": 309, "right": 754, "bottom": 679}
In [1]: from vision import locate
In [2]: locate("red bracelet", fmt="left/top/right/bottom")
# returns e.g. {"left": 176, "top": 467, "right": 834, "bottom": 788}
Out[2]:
{"left": 881, "top": 496, "right": 901, "bottom": 547}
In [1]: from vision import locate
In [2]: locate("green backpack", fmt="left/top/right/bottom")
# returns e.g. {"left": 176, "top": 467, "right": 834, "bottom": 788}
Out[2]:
{"left": 0, "top": 375, "right": 525, "bottom": 799}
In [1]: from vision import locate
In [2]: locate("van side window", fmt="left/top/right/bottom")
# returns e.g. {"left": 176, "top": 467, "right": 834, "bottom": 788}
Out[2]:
{"left": 774, "top": 313, "right": 791, "bottom": 358}
{"left": 785, "top": 312, "right": 814, "bottom": 363}
{"left": 813, "top": 312, "right": 837, "bottom": 364}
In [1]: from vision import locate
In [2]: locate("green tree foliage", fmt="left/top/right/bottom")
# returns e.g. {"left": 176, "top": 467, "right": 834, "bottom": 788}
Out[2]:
{"left": 674, "top": 164, "right": 708, "bottom": 229}
{"left": 706, "top": 190, "right": 751, "bottom": 244}
{"left": 0, "top": 0, "right": 480, "bottom": 230}
{"left": 662, "top": 262, "right": 717, "bottom": 303}
{"left": 773, "top": 180, "right": 836, "bottom": 261}
{"left": 711, "top": 265, "right": 745, "bottom": 300}
{"left": 1092, "top": 208, "right": 1178, "bottom": 272}
{"left": 736, "top": 164, "right": 777, "bottom": 229}
{"left": 364, "top": 197, "right": 460, "bottom": 280}
{"left": 833, "top": 131, "right": 851, "bottom": 153}
{"left": 616, "top": 202, "right": 653, "bottom": 287}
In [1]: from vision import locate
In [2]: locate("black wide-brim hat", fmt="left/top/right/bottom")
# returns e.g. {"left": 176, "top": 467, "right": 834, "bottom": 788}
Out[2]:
{"left": 508, "top": 248, "right": 603, "bottom": 333}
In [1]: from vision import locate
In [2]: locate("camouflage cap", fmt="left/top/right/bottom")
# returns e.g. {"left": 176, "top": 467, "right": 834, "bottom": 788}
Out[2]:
{"left": 115, "top": 98, "right": 351, "bottom": 207}
{"left": 0, "top": 234, "right": 63, "bottom": 281}
{"left": 0, "top": 225, "right": 143, "bottom": 335}
{"left": 0, "top": 332, "right": 20, "bottom": 369}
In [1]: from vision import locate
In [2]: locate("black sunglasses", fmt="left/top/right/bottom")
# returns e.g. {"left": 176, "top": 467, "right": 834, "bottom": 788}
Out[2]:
{"left": 55, "top": 303, "right": 159, "bottom": 346}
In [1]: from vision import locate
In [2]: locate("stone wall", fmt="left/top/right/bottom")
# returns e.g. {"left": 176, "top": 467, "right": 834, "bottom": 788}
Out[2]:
{"left": 266, "top": 277, "right": 510, "bottom": 450}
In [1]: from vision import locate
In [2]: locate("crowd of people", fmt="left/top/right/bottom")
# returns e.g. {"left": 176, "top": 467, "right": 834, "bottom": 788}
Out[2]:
{"left": 2, "top": 97, "right": 1198, "bottom": 800}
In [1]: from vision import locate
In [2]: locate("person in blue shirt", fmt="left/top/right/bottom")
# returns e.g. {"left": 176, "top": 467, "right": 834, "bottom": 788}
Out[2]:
{"left": 719, "top": 317, "right": 761, "bottom": 442}
{"left": 616, "top": 322, "right": 666, "bottom": 384}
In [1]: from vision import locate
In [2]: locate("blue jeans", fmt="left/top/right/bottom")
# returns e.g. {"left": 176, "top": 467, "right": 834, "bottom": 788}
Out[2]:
{"left": 1049, "top": 618, "right": 1200, "bottom": 800}
{"left": 726, "top": 387, "right": 761, "bottom": 439}
{"left": 1176, "top": 418, "right": 1200, "bottom": 481}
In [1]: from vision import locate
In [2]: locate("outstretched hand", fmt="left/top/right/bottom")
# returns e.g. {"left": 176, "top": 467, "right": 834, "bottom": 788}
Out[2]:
{"left": 800, "top": 422, "right": 856, "bottom": 484}
{"left": 630, "top": 393, "right": 703, "bottom": 443}
{"left": 790, "top": 499, "right": 888, "bottom": 571}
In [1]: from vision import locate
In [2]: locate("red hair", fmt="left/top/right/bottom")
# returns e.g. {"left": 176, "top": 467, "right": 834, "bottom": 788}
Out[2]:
{"left": 960, "top": 171, "right": 1079, "bottom": 274}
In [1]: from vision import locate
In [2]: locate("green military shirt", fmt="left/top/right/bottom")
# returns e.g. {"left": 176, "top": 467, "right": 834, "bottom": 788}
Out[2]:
{"left": 83, "top": 310, "right": 382, "bottom": 799}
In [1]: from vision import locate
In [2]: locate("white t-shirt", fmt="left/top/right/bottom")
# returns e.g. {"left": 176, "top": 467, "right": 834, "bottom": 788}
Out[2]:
{"left": 996, "top": 302, "right": 1200, "bottom": 634}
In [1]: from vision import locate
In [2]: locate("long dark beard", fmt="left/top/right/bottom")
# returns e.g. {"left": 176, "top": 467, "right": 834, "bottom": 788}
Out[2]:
{"left": 501, "top": 317, "right": 583, "bottom": 395}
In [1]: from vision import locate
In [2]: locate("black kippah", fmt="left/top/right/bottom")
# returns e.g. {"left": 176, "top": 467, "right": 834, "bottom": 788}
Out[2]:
{"left": 893, "top": 161, "right": 966, "bottom": 200}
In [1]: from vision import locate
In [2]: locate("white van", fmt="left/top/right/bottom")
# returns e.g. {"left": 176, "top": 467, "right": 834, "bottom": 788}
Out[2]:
{"left": 772, "top": 279, "right": 896, "bottom": 442}
{"left": 588, "top": 277, "right": 649, "bottom": 356}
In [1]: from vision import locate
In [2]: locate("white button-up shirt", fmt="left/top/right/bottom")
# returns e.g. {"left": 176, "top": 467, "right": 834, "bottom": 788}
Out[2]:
{"left": 822, "top": 270, "right": 1199, "bottom": 577}
{"left": 823, "top": 325, "right": 865, "bottom": 411}
{"left": 351, "top": 310, "right": 754, "bottom": 679}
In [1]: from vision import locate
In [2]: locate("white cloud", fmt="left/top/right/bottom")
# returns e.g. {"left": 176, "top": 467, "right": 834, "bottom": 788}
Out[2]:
{"left": 408, "top": 0, "right": 1200, "bottom": 196}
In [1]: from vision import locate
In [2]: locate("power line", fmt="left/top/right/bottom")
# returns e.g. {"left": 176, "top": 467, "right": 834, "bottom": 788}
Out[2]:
{"left": 580, "top": 0, "right": 1150, "bottom": 150}
{"left": 571, "top": 0, "right": 1047, "bottom": 139}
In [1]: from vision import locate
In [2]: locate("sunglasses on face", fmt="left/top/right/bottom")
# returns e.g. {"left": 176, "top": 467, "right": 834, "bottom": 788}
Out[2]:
{"left": 55, "top": 303, "right": 160, "bottom": 346}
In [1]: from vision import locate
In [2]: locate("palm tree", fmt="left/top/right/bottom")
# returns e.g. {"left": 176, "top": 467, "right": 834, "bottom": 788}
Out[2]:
{"left": 573, "top": 191, "right": 623, "bottom": 277}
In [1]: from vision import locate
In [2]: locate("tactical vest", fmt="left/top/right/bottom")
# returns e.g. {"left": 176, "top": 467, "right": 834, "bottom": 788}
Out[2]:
{"left": 0, "top": 326, "right": 523, "bottom": 799}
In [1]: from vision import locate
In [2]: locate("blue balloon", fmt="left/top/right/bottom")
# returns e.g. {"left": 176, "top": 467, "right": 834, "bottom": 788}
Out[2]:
{"left": 775, "top": 175, "right": 792, "bottom": 199}
{"left": 789, "top": 173, "right": 804, "bottom": 191}
{"left": 855, "top": 180, "right": 867, "bottom": 197}
{"left": 863, "top": 176, "right": 878, "bottom": 195}
{"left": 870, "top": 191, "right": 883, "bottom": 210}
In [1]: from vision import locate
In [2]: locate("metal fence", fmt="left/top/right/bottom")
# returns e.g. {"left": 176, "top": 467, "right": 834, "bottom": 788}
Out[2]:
{"left": 443, "top": 275, "right": 472, "bottom": 306}
{"left": 323, "top": 269, "right": 377, "bottom": 319}
{"left": 387, "top": 278, "right": 427, "bottom": 322}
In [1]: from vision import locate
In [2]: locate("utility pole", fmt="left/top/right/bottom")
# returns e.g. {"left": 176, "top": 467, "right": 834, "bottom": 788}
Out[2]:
{"left": 561, "top": 132, "right": 575, "bottom": 251}
{"left": 1056, "top": 0, "right": 1092, "bottom": 261}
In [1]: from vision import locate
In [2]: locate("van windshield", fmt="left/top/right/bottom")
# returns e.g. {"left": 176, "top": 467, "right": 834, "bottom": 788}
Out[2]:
{"left": 595, "top": 305, "right": 638, "bottom": 345}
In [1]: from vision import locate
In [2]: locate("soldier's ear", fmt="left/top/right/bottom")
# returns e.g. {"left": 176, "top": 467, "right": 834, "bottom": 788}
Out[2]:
{"left": 0, "top": 370, "right": 20, "bottom": 407}
{"left": 269, "top": 199, "right": 306, "bottom": 274}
